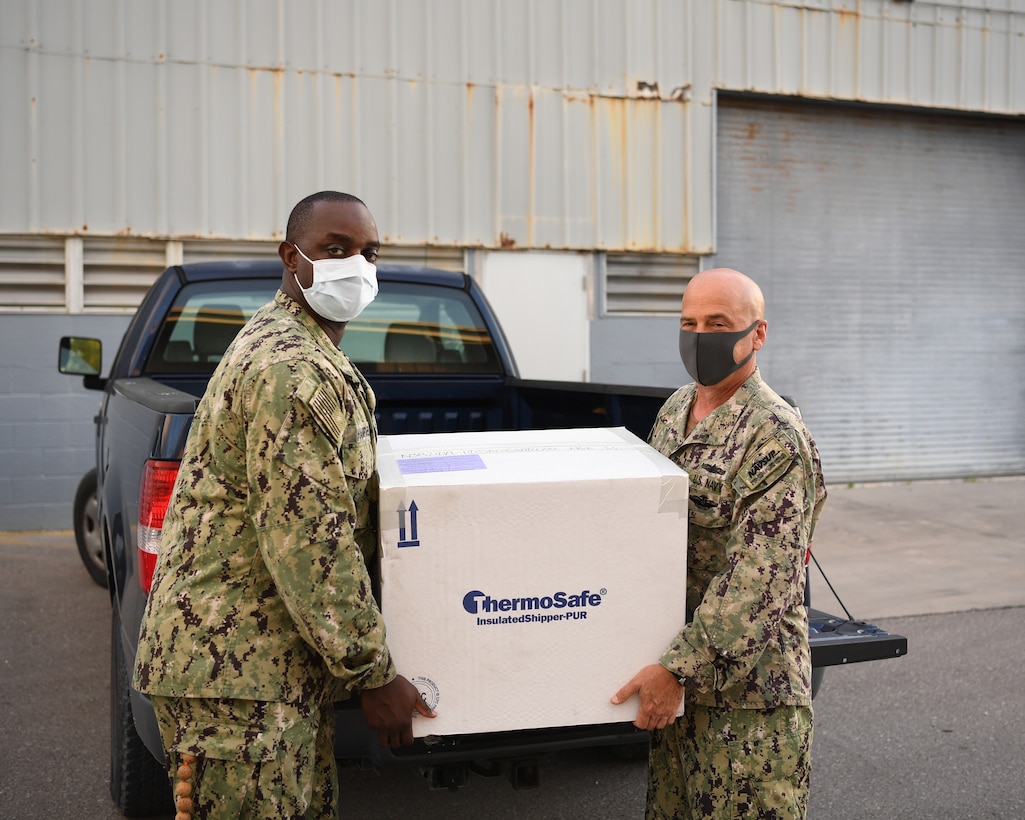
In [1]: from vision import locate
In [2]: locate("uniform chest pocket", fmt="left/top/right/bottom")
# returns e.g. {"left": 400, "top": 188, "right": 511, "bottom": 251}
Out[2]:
{"left": 687, "top": 472, "right": 732, "bottom": 530}
{"left": 340, "top": 421, "right": 374, "bottom": 480}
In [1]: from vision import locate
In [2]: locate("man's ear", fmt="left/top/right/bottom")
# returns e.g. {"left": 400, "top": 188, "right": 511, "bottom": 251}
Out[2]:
{"left": 279, "top": 240, "right": 298, "bottom": 272}
{"left": 752, "top": 319, "right": 768, "bottom": 351}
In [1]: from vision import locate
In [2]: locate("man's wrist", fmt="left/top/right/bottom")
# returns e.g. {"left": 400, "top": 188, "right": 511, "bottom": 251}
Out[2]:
{"left": 661, "top": 663, "right": 686, "bottom": 687}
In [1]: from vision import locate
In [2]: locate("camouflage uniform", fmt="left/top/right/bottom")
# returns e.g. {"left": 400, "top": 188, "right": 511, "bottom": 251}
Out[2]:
{"left": 646, "top": 370, "right": 826, "bottom": 819}
{"left": 134, "top": 290, "right": 394, "bottom": 819}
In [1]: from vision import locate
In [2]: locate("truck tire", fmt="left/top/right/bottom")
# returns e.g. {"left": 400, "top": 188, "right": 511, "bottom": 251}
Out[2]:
{"left": 110, "top": 606, "right": 172, "bottom": 816}
{"left": 74, "top": 468, "right": 107, "bottom": 588}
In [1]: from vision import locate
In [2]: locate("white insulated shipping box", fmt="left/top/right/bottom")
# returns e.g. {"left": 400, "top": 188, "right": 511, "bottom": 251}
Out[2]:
{"left": 376, "top": 427, "right": 689, "bottom": 737}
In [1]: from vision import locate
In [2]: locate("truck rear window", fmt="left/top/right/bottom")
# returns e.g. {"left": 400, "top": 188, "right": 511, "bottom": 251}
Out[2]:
{"left": 143, "top": 279, "right": 503, "bottom": 376}
{"left": 342, "top": 282, "right": 503, "bottom": 375}
{"left": 144, "top": 280, "right": 277, "bottom": 375}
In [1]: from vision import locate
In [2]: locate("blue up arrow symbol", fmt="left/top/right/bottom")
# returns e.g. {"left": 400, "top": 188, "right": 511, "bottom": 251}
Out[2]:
{"left": 397, "top": 500, "right": 421, "bottom": 548}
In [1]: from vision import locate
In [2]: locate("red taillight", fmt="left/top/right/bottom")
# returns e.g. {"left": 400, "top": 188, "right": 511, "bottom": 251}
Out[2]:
{"left": 138, "top": 459, "right": 180, "bottom": 593}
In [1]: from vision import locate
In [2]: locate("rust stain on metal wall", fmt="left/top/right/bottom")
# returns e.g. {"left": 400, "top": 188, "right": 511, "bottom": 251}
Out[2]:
{"left": 557, "top": 87, "right": 690, "bottom": 252}
{"left": 836, "top": 7, "right": 861, "bottom": 70}
{"left": 528, "top": 89, "right": 536, "bottom": 246}
{"left": 250, "top": 65, "right": 287, "bottom": 109}
{"left": 836, "top": 9, "right": 859, "bottom": 28}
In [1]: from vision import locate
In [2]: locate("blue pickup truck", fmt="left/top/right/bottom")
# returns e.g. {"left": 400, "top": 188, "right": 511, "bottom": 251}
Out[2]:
{"left": 60, "top": 259, "right": 906, "bottom": 816}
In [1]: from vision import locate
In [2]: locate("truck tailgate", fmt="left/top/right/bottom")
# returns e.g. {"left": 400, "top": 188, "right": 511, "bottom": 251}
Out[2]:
{"left": 808, "top": 608, "right": 907, "bottom": 667}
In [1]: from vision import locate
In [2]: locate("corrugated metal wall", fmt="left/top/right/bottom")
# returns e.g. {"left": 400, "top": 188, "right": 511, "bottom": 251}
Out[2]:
{"left": 0, "top": 0, "right": 696, "bottom": 252}
{"left": 2, "top": 0, "right": 1022, "bottom": 254}
{"left": 714, "top": 95, "right": 1025, "bottom": 482}
{"left": 711, "top": 0, "right": 1025, "bottom": 111}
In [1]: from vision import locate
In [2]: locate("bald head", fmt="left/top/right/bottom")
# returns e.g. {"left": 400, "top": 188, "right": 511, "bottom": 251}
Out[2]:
{"left": 683, "top": 268, "right": 764, "bottom": 326}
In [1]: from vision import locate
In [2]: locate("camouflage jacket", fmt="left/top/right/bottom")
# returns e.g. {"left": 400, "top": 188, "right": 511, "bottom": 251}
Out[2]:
{"left": 134, "top": 290, "right": 395, "bottom": 706}
{"left": 651, "top": 370, "right": 826, "bottom": 709}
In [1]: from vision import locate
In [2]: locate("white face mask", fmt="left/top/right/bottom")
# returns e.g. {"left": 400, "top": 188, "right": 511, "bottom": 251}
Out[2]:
{"left": 293, "top": 244, "right": 378, "bottom": 323}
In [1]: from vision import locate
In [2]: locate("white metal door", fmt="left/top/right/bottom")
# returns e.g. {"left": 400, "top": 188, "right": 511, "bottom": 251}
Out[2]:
{"left": 473, "top": 251, "right": 591, "bottom": 382}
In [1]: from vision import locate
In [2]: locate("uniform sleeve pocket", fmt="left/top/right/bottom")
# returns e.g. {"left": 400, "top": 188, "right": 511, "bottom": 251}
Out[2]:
{"left": 269, "top": 379, "right": 349, "bottom": 496}
{"left": 293, "top": 375, "right": 374, "bottom": 482}
{"left": 296, "top": 377, "right": 345, "bottom": 445}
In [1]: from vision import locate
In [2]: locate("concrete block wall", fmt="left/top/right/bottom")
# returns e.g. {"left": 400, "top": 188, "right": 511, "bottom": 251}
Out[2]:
{"left": 0, "top": 314, "right": 131, "bottom": 531}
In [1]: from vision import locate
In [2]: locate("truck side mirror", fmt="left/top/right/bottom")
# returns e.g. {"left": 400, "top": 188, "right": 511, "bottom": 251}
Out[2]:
{"left": 59, "top": 336, "right": 106, "bottom": 389}
{"left": 59, "top": 336, "right": 103, "bottom": 376}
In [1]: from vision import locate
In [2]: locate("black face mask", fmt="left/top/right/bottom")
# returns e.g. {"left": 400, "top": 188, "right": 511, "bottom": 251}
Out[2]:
{"left": 678, "top": 321, "right": 759, "bottom": 386}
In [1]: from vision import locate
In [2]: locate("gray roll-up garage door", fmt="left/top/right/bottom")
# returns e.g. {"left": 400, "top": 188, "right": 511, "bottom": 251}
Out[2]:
{"left": 713, "top": 95, "right": 1025, "bottom": 483}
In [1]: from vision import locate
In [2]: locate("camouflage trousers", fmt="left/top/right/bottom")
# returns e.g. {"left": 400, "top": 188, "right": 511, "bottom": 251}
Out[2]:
{"left": 646, "top": 703, "right": 813, "bottom": 820}
{"left": 150, "top": 695, "right": 338, "bottom": 820}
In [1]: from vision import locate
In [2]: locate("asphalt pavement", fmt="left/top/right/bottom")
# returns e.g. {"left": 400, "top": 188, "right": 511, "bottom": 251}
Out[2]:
{"left": 1, "top": 475, "right": 1023, "bottom": 819}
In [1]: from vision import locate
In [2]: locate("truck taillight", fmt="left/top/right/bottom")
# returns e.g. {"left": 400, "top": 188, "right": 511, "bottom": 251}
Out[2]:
{"left": 138, "top": 459, "right": 180, "bottom": 593}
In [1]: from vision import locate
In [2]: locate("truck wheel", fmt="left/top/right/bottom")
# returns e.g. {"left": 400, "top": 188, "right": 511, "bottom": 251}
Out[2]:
{"left": 110, "top": 606, "right": 172, "bottom": 816}
{"left": 74, "top": 469, "right": 107, "bottom": 588}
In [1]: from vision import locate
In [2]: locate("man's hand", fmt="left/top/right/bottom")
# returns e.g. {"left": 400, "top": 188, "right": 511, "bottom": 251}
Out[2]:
{"left": 610, "top": 664, "right": 684, "bottom": 731}
{"left": 361, "top": 675, "right": 437, "bottom": 748}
